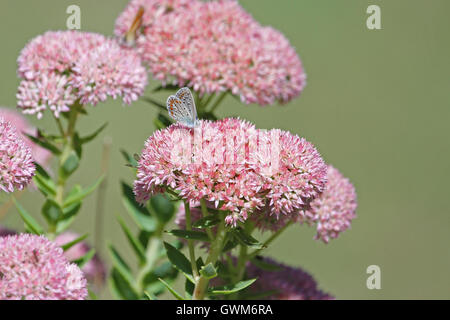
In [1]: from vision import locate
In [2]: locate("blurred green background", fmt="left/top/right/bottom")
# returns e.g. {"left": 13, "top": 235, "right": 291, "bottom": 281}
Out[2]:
{"left": 0, "top": 0, "right": 449, "bottom": 299}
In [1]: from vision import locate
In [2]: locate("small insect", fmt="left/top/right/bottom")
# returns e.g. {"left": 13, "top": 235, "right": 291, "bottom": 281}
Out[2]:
{"left": 124, "top": 6, "right": 145, "bottom": 46}
{"left": 166, "top": 87, "right": 199, "bottom": 128}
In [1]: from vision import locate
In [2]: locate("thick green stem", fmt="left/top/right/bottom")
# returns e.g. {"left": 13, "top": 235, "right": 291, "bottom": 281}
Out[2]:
{"left": 184, "top": 200, "right": 199, "bottom": 279}
{"left": 200, "top": 199, "right": 213, "bottom": 240}
{"left": 193, "top": 218, "right": 227, "bottom": 300}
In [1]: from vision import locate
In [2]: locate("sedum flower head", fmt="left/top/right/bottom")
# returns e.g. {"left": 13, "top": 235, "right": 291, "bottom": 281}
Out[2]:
{"left": 0, "top": 118, "right": 35, "bottom": 193}
{"left": 0, "top": 234, "right": 87, "bottom": 300}
{"left": 246, "top": 257, "right": 333, "bottom": 300}
{"left": 0, "top": 108, "right": 51, "bottom": 166}
{"left": 307, "top": 165, "right": 357, "bottom": 243}
{"left": 134, "top": 118, "right": 326, "bottom": 226}
{"left": 55, "top": 232, "right": 106, "bottom": 287}
{"left": 115, "top": 0, "right": 305, "bottom": 105}
{"left": 17, "top": 31, "right": 148, "bottom": 119}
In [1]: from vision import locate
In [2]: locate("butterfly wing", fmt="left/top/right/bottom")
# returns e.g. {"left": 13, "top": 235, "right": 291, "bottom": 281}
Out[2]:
{"left": 166, "top": 95, "right": 196, "bottom": 127}
{"left": 176, "top": 87, "right": 197, "bottom": 123}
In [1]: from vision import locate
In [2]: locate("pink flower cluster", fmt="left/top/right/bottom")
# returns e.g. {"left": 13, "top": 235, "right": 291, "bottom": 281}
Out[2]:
{"left": 0, "top": 108, "right": 51, "bottom": 166}
{"left": 252, "top": 165, "right": 357, "bottom": 242}
{"left": 134, "top": 118, "right": 327, "bottom": 226}
{"left": 246, "top": 257, "right": 333, "bottom": 300}
{"left": 307, "top": 165, "right": 357, "bottom": 243}
{"left": 115, "top": 0, "right": 305, "bottom": 105}
{"left": 0, "top": 118, "right": 35, "bottom": 193}
{"left": 0, "top": 234, "right": 87, "bottom": 300}
{"left": 17, "top": 31, "right": 148, "bottom": 119}
{"left": 55, "top": 232, "right": 106, "bottom": 287}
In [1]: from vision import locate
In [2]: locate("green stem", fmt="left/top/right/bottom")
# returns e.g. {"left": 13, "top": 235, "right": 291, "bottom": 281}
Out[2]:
{"left": 235, "top": 245, "right": 248, "bottom": 282}
{"left": 202, "top": 93, "right": 216, "bottom": 110}
{"left": 184, "top": 200, "right": 199, "bottom": 279}
{"left": 209, "top": 92, "right": 227, "bottom": 113}
{"left": 193, "top": 217, "right": 227, "bottom": 300}
{"left": 136, "top": 236, "right": 162, "bottom": 293}
{"left": 248, "top": 221, "right": 294, "bottom": 260}
{"left": 200, "top": 199, "right": 213, "bottom": 240}
{"left": 52, "top": 105, "right": 80, "bottom": 235}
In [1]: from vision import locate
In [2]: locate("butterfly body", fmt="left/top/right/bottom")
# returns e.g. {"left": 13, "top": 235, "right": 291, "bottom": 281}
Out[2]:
{"left": 166, "top": 87, "right": 199, "bottom": 128}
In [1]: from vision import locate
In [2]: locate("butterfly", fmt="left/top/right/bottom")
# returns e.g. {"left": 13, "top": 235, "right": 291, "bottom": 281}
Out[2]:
{"left": 124, "top": 6, "right": 145, "bottom": 46}
{"left": 166, "top": 87, "right": 199, "bottom": 128}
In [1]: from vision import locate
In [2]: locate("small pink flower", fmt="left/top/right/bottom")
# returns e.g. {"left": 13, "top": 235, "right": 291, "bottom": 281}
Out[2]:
{"left": 134, "top": 118, "right": 326, "bottom": 226}
{"left": 0, "top": 234, "right": 87, "bottom": 300}
{"left": 307, "top": 165, "right": 357, "bottom": 243}
{"left": 16, "top": 31, "right": 148, "bottom": 118}
{"left": 0, "top": 107, "right": 51, "bottom": 166}
{"left": 0, "top": 118, "right": 35, "bottom": 193}
{"left": 115, "top": 0, "right": 305, "bottom": 105}
{"left": 55, "top": 232, "right": 106, "bottom": 288}
{"left": 246, "top": 257, "right": 333, "bottom": 300}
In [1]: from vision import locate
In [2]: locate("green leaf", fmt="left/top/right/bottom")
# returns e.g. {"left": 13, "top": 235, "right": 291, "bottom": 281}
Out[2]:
{"left": 63, "top": 176, "right": 104, "bottom": 208}
{"left": 158, "top": 278, "right": 185, "bottom": 300}
{"left": 192, "top": 215, "right": 221, "bottom": 228}
{"left": 110, "top": 268, "right": 139, "bottom": 300}
{"left": 142, "top": 96, "right": 166, "bottom": 110}
{"left": 120, "top": 150, "right": 138, "bottom": 168}
{"left": 144, "top": 291, "right": 157, "bottom": 300}
{"left": 108, "top": 244, "right": 134, "bottom": 286}
{"left": 163, "top": 241, "right": 193, "bottom": 281}
{"left": 153, "top": 113, "right": 173, "bottom": 130}
{"left": 61, "top": 151, "right": 80, "bottom": 178}
{"left": 56, "top": 215, "right": 76, "bottom": 233}
{"left": 121, "top": 182, "right": 156, "bottom": 232}
{"left": 232, "top": 227, "right": 265, "bottom": 249}
{"left": 25, "top": 134, "right": 61, "bottom": 155}
{"left": 80, "top": 122, "right": 108, "bottom": 144}
{"left": 152, "top": 84, "right": 180, "bottom": 92}
{"left": 222, "top": 232, "right": 238, "bottom": 252}
{"left": 42, "top": 199, "right": 63, "bottom": 224}
{"left": 73, "top": 248, "right": 95, "bottom": 268}
{"left": 33, "top": 163, "right": 56, "bottom": 196}
{"left": 142, "top": 262, "right": 178, "bottom": 286}
{"left": 250, "top": 256, "right": 282, "bottom": 271}
{"left": 208, "top": 278, "right": 257, "bottom": 295}
{"left": 73, "top": 132, "right": 83, "bottom": 158}
{"left": 13, "top": 199, "right": 44, "bottom": 235}
{"left": 117, "top": 216, "right": 146, "bottom": 264}
{"left": 199, "top": 263, "right": 217, "bottom": 279}
{"left": 57, "top": 185, "right": 83, "bottom": 231}
{"left": 166, "top": 229, "right": 210, "bottom": 242}
{"left": 185, "top": 278, "right": 195, "bottom": 299}
{"left": 60, "top": 233, "right": 88, "bottom": 251}
{"left": 149, "top": 194, "right": 175, "bottom": 223}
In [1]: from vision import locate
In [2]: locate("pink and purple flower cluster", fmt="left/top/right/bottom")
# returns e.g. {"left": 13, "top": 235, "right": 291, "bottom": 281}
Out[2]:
{"left": 17, "top": 31, "right": 148, "bottom": 119}
{"left": 246, "top": 257, "right": 333, "bottom": 300}
{"left": 115, "top": 0, "right": 305, "bottom": 105}
{"left": 134, "top": 118, "right": 327, "bottom": 227}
